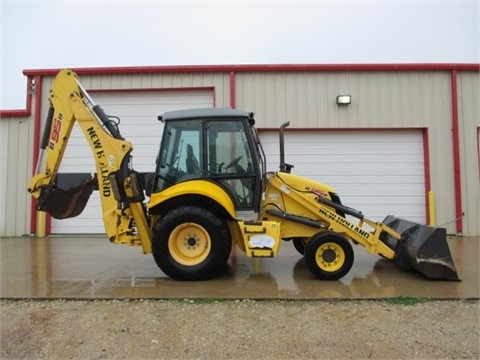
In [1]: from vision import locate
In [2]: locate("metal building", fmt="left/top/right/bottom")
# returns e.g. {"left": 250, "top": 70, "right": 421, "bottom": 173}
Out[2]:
{"left": 1, "top": 64, "right": 478, "bottom": 236}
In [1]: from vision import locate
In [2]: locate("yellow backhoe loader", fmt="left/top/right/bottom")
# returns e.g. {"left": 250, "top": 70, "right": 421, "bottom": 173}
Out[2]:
{"left": 28, "top": 69, "right": 459, "bottom": 281}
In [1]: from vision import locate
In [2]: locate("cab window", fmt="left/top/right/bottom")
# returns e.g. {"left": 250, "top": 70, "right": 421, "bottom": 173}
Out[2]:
{"left": 207, "top": 120, "right": 256, "bottom": 208}
{"left": 154, "top": 120, "right": 202, "bottom": 192}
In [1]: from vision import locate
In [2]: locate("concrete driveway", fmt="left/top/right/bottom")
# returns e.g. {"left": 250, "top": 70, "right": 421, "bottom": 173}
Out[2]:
{"left": 1, "top": 236, "right": 478, "bottom": 300}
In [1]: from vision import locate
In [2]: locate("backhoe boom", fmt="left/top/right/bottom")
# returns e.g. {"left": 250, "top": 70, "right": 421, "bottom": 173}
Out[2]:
{"left": 28, "top": 69, "right": 152, "bottom": 250}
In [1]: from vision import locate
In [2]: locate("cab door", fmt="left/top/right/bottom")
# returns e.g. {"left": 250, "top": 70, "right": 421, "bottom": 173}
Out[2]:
{"left": 205, "top": 119, "right": 260, "bottom": 210}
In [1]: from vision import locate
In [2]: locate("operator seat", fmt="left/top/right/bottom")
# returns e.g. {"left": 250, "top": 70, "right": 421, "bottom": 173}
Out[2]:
{"left": 186, "top": 144, "right": 200, "bottom": 173}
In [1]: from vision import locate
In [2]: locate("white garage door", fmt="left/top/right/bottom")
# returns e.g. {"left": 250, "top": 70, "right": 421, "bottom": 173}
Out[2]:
{"left": 259, "top": 130, "right": 426, "bottom": 224}
{"left": 52, "top": 90, "right": 213, "bottom": 234}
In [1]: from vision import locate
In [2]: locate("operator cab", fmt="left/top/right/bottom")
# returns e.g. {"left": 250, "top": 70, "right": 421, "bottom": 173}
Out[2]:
{"left": 153, "top": 108, "right": 265, "bottom": 211}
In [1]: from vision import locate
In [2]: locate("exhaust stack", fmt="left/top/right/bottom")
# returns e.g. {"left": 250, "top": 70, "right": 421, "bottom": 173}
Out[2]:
{"left": 279, "top": 122, "right": 292, "bottom": 173}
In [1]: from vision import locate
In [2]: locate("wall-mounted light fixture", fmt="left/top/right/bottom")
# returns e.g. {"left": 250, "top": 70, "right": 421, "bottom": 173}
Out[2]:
{"left": 336, "top": 95, "right": 351, "bottom": 105}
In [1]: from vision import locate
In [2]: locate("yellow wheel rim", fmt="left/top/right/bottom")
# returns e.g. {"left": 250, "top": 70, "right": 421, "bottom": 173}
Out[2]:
{"left": 315, "top": 242, "right": 345, "bottom": 272}
{"left": 168, "top": 222, "right": 211, "bottom": 266}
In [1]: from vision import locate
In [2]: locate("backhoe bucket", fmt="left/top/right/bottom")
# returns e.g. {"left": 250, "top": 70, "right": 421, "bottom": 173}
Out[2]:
{"left": 382, "top": 215, "right": 459, "bottom": 280}
{"left": 36, "top": 178, "right": 96, "bottom": 219}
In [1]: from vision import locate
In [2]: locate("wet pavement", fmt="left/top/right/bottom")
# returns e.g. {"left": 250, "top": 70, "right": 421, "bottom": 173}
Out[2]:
{"left": 0, "top": 236, "right": 478, "bottom": 300}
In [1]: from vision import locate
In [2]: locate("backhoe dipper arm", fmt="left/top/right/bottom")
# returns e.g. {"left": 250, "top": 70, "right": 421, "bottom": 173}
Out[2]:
{"left": 28, "top": 70, "right": 152, "bottom": 252}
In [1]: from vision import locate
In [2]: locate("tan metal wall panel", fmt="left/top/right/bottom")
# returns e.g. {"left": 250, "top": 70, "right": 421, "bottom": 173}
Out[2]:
{"left": 4, "top": 68, "right": 478, "bottom": 236}
{"left": 458, "top": 71, "right": 480, "bottom": 235}
{"left": 236, "top": 71, "right": 458, "bottom": 233}
{"left": 79, "top": 73, "right": 230, "bottom": 107}
{"left": 0, "top": 115, "right": 34, "bottom": 236}
{"left": 236, "top": 71, "right": 452, "bottom": 128}
{"left": 0, "top": 120, "right": 7, "bottom": 235}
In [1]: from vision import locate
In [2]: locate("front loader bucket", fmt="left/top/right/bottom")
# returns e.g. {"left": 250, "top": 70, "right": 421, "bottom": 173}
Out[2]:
{"left": 382, "top": 215, "right": 459, "bottom": 281}
{"left": 36, "top": 178, "right": 96, "bottom": 219}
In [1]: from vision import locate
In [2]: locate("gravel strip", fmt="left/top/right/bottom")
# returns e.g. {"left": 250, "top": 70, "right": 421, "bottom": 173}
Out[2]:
{"left": 1, "top": 299, "right": 479, "bottom": 359}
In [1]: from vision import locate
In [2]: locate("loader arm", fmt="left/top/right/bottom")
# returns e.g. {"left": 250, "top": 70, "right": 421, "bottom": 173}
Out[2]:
{"left": 262, "top": 172, "right": 459, "bottom": 280}
{"left": 262, "top": 172, "right": 398, "bottom": 259}
{"left": 28, "top": 69, "right": 152, "bottom": 252}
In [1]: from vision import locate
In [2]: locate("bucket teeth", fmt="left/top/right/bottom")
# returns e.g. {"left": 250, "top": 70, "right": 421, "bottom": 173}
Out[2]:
{"left": 37, "top": 178, "right": 96, "bottom": 219}
{"left": 382, "top": 215, "right": 460, "bottom": 281}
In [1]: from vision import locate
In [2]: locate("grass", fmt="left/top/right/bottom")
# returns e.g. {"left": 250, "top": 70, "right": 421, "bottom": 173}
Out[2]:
{"left": 385, "top": 296, "right": 428, "bottom": 306}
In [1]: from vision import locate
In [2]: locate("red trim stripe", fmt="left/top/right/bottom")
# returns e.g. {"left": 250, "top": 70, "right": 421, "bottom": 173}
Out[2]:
{"left": 478, "top": 127, "right": 480, "bottom": 180}
{"left": 423, "top": 129, "right": 432, "bottom": 224}
{"left": 450, "top": 70, "right": 463, "bottom": 233}
{"left": 229, "top": 71, "right": 236, "bottom": 108}
{"left": 30, "top": 76, "right": 42, "bottom": 235}
{"left": 89, "top": 87, "right": 214, "bottom": 94}
{"left": 257, "top": 127, "right": 425, "bottom": 132}
{"left": 22, "top": 63, "right": 480, "bottom": 77}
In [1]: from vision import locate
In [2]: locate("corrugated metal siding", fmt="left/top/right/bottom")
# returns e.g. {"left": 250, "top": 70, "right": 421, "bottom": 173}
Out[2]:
{"left": 0, "top": 116, "right": 34, "bottom": 236}
{"left": 458, "top": 71, "right": 480, "bottom": 235}
{"left": 80, "top": 72, "right": 231, "bottom": 107}
{"left": 0, "top": 121, "right": 7, "bottom": 235}
{"left": 236, "top": 71, "right": 457, "bottom": 233}
{"left": 236, "top": 71, "right": 451, "bottom": 128}
{"left": 2, "top": 68, "right": 478, "bottom": 236}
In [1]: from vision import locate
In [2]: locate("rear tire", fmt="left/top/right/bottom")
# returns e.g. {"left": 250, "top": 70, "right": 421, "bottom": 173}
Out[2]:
{"left": 152, "top": 206, "right": 232, "bottom": 281}
{"left": 304, "top": 232, "right": 354, "bottom": 280}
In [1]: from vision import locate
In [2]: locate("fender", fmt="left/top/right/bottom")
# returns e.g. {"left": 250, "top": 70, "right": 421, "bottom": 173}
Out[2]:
{"left": 148, "top": 180, "right": 237, "bottom": 218}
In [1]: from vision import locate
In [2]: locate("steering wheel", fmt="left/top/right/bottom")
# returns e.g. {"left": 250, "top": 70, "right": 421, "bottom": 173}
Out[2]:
{"left": 225, "top": 156, "right": 243, "bottom": 170}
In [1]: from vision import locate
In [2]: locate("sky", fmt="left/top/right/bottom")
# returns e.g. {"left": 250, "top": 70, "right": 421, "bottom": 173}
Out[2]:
{"left": 1, "top": 0, "right": 479, "bottom": 109}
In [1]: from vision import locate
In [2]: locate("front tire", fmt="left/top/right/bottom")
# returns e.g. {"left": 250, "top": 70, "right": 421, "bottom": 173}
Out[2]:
{"left": 292, "top": 237, "right": 308, "bottom": 255}
{"left": 304, "top": 232, "right": 354, "bottom": 280}
{"left": 152, "top": 206, "right": 232, "bottom": 281}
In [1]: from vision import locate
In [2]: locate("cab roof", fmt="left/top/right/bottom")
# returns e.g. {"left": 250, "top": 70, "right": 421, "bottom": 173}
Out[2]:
{"left": 158, "top": 108, "right": 254, "bottom": 123}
